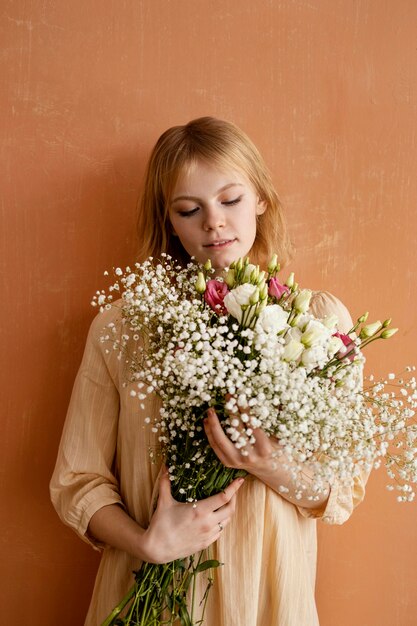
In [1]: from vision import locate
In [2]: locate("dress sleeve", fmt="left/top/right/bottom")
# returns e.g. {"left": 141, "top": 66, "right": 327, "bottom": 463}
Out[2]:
{"left": 50, "top": 306, "right": 124, "bottom": 550}
{"left": 296, "top": 291, "right": 370, "bottom": 525}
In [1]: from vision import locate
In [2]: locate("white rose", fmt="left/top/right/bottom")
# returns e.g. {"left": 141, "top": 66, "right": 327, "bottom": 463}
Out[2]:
{"left": 293, "top": 289, "right": 312, "bottom": 313}
{"left": 286, "top": 326, "right": 302, "bottom": 342}
{"left": 283, "top": 339, "right": 304, "bottom": 362}
{"left": 255, "top": 304, "right": 289, "bottom": 334}
{"left": 224, "top": 283, "right": 258, "bottom": 324}
{"left": 293, "top": 313, "right": 310, "bottom": 330}
{"left": 300, "top": 319, "right": 330, "bottom": 347}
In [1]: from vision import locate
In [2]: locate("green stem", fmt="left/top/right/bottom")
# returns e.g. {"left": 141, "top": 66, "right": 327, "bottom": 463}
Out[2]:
{"left": 190, "top": 551, "right": 203, "bottom": 622}
{"left": 100, "top": 583, "right": 137, "bottom": 626}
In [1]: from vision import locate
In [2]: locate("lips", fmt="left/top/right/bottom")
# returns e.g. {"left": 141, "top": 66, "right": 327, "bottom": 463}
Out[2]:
{"left": 203, "top": 238, "right": 236, "bottom": 248}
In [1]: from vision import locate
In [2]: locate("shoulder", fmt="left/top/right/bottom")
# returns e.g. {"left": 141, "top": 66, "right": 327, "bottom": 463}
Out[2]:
{"left": 83, "top": 300, "right": 126, "bottom": 385}
{"left": 310, "top": 291, "right": 353, "bottom": 334}
{"left": 88, "top": 299, "right": 124, "bottom": 344}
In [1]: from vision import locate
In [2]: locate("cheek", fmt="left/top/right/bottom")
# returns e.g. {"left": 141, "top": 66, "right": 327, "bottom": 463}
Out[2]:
{"left": 175, "top": 224, "right": 193, "bottom": 245}
{"left": 169, "top": 216, "right": 187, "bottom": 240}
{"left": 245, "top": 210, "right": 259, "bottom": 237}
{"left": 171, "top": 221, "right": 198, "bottom": 255}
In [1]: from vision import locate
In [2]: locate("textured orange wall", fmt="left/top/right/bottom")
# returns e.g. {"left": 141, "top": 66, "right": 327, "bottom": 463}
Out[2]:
{"left": 1, "top": 1, "right": 416, "bottom": 624}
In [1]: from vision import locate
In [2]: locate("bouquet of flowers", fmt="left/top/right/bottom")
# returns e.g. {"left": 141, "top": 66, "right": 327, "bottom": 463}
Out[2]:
{"left": 93, "top": 254, "right": 417, "bottom": 626}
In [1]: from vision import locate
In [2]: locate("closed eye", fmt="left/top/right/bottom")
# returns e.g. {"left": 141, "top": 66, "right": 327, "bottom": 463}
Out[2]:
{"left": 178, "top": 195, "right": 242, "bottom": 216}
{"left": 178, "top": 207, "right": 200, "bottom": 217}
{"left": 222, "top": 196, "right": 242, "bottom": 206}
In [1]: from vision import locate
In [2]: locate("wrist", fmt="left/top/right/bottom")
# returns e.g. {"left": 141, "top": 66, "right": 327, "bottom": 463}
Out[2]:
{"left": 134, "top": 526, "right": 153, "bottom": 562}
{"left": 136, "top": 527, "right": 166, "bottom": 565}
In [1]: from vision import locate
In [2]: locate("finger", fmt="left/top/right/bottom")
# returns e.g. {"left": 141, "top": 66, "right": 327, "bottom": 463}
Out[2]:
{"left": 211, "top": 494, "right": 238, "bottom": 537}
{"left": 205, "top": 409, "right": 241, "bottom": 463}
{"left": 251, "top": 428, "right": 273, "bottom": 456}
{"left": 157, "top": 466, "right": 173, "bottom": 505}
{"left": 205, "top": 476, "right": 244, "bottom": 511}
{"left": 213, "top": 518, "right": 228, "bottom": 535}
{"left": 213, "top": 493, "right": 237, "bottom": 521}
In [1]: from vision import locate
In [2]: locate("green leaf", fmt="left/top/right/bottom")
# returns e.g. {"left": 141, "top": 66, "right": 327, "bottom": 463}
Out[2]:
{"left": 194, "top": 559, "right": 222, "bottom": 573}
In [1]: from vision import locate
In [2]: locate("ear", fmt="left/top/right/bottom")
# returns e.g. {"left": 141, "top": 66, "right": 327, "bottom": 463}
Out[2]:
{"left": 256, "top": 199, "right": 267, "bottom": 216}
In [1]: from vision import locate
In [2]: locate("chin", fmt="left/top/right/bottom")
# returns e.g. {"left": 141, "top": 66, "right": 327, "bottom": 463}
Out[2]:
{"left": 212, "top": 255, "right": 239, "bottom": 271}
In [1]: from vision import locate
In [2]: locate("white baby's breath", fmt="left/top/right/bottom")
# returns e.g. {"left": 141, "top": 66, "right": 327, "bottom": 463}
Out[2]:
{"left": 92, "top": 255, "right": 417, "bottom": 503}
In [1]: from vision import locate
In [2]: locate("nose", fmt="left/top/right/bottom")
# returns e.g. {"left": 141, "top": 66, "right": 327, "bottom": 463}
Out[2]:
{"left": 203, "top": 205, "right": 225, "bottom": 231}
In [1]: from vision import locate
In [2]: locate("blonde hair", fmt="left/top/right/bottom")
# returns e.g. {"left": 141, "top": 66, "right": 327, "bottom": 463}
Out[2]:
{"left": 136, "top": 116, "right": 293, "bottom": 268}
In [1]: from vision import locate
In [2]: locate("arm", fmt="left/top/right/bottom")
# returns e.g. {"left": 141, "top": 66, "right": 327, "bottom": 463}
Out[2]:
{"left": 50, "top": 307, "right": 124, "bottom": 548}
{"left": 87, "top": 472, "right": 244, "bottom": 564}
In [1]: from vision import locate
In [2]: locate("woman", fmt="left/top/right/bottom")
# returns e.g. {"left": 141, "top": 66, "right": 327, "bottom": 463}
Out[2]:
{"left": 51, "top": 117, "right": 367, "bottom": 625}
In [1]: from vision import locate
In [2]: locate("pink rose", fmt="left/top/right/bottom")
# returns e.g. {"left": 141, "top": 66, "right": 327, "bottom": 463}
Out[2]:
{"left": 268, "top": 277, "right": 289, "bottom": 301}
{"left": 204, "top": 280, "right": 229, "bottom": 315}
{"left": 333, "top": 331, "right": 356, "bottom": 361}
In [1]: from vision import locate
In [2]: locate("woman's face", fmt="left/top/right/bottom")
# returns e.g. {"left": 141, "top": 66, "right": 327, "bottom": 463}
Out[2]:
{"left": 168, "top": 160, "right": 266, "bottom": 270}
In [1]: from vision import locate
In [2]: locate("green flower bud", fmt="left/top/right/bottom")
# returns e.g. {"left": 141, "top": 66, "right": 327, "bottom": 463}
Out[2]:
{"left": 225, "top": 268, "right": 236, "bottom": 288}
{"left": 243, "top": 263, "right": 257, "bottom": 283}
{"left": 236, "top": 258, "right": 244, "bottom": 271}
{"left": 267, "top": 254, "right": 278, "bottom": 274}
{"left": 250, "top": 267, "right": 259, "bottom": 283}
{"left": 359, "top": 320, "right": 382, "bottom": 339}
{"left": 358, "top": 312, "right": 369, "bottom": 323}
{"left": 257, "top": 298, "right": 268, "bottom": 313}
{"left": 195, "top": 272, "right": 206, "bottom": 294}
{"left": 382, "top": 318, "right": 392, "bottom": 328}
{"left": 249, "top": 288, "right": 260, "bottom": 305}
{"left": 380, "top": 328, "right": 398, "bottom": 339}
{"left": 203, "top": 259, "right": 212, "bottom": 272}
{"left": 259, "top": 282, "right": 268, "bottom": 300}
{"left": 286, "top": 272, "right": 295, "bottom": 288}
{"left": 257, "top": 270, "right": 266, "bottom": 284}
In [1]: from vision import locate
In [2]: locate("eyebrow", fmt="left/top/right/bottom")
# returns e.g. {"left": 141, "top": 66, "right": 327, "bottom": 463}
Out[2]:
{"left": 171, "top": 182, "right": 244, "bottom": 204}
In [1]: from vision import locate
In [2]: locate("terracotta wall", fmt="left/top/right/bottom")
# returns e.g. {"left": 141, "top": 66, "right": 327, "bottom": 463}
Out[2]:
{"left": 1, "top": 1, "right": 416, "bottom": 624}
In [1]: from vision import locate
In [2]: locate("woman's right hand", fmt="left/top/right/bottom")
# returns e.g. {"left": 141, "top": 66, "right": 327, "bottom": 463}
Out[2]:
{"left": 140, "top": 469, "right": 244, "bottom": 564}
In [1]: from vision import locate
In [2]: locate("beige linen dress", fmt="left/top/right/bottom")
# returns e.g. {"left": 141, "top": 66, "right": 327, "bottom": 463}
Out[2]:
{"left": 50, "top": 291, "right": 368, "bottom": 626}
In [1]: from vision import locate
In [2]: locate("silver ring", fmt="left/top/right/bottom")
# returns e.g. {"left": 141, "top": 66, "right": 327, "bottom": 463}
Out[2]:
{"left": 218, "top": 522, "right": 224, "bottom": 532}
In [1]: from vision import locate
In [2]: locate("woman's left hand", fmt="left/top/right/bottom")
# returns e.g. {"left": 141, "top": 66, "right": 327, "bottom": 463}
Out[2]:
{"left": 203, "top": 407, "right": 330, "bottom": 510}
